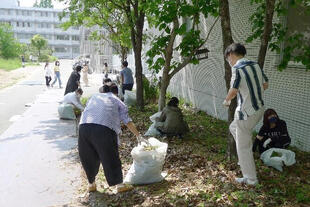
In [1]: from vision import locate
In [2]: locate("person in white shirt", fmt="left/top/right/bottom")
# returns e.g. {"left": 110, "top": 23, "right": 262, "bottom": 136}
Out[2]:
{"left": 62, "top": 88, "right": 84, "bottom": 111}
{"left": 223, "top": 43, "right": 269, "bottom": 186}
{"left": 44, "top": 62, "right": 53, "bottom": 87}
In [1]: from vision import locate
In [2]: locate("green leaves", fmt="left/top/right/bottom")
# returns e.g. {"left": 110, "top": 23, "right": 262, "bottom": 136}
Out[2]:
{"left": 0, "top": 23, "right": 22, "bottom": 59}
{"left": 247, "top": 0, "right": 310, "bottom": 70}
{"left": 146, "top": 0, "right": 216, "bottom": 74}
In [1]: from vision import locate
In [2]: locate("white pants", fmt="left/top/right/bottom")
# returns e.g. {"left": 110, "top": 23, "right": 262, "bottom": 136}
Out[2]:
{"left": 229, "top": 108, "right": 264, "bottom": 180}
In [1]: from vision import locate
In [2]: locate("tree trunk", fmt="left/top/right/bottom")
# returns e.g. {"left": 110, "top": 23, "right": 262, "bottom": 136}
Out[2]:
{"left": 219, "top": 0, "right": 237, "bottom": 160}
{"left": 120, "top": 46, "right": 127, "bottom": 63}
{"left": 158, "top": 70, "right": 170, "bottom": 111}
{"left": 258, "top": 0, "right": 276, "bottom": 69}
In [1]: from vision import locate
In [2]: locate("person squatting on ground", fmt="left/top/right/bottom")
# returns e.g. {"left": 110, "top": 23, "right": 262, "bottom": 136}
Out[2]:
{"left": 223, "top": 43, "right": 269, "bottom": 186}
{"left": 64, "top": 65, "right": 82, "bottom": 95}
{"left": 61, "top": 88, "right": 84, "bottom": 111}
{"left": 78, "top": 84, "right": 141, "bottom": 193}
{"left": 155, "top": 97, "right": 189, "bottom": 139}
{"left": 44, "top": 62, "right": 52, "bottom": 87}
{"left": 82, "top": 62, "right": 89, "bottom": 87}
{"left": 51, "top": 60, "right": 62, "bottom": 88}
{"left": 120, "top": 61, "right": 134, "bottom": 95}
{"left": 252, "top": 108, "right": 291, "bottom": 154}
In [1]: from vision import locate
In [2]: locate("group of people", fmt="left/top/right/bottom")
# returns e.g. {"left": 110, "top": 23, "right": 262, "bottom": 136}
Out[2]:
{"left": 223, "top": 43, "right": 291, "bottom": 186}
{"left": 58, "top": 43, "right": 292, "bottom": 194}
{"left": 44, "top": 60, "right": 62, "bottom": 88}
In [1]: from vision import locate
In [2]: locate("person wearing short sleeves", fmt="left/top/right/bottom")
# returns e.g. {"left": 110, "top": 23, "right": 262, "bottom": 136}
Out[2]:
{"left": 223, "top": 43, "right": 269, "bottom": 186}
{"left": 78, "top": 84, "right": 141, "bottom": 192}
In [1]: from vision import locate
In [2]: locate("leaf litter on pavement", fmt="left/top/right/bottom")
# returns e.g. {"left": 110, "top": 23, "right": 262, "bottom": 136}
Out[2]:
{"left": 77, "top": 104, "right": 310, "bottom": 207}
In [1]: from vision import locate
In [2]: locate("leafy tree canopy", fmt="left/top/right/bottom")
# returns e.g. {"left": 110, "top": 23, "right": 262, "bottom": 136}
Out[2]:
{"left": 33, "top": 0, "right": 54, "bottom": 8}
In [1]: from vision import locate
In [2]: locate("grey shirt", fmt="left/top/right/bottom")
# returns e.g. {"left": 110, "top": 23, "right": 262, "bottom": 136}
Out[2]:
{"left": 121, "top": 67, "right": 134, "bottom": 84}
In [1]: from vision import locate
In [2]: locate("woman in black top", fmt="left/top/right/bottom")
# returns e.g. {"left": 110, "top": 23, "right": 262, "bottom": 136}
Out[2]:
{"left": 64, "top": 65, "right": 82, "bottom": 95}
{"left": 252, "top": 108, "right": 291, "bottom": 154}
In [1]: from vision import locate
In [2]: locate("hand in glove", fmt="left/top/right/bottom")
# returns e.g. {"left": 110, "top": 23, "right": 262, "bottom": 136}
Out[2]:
{"left": 222, "top": 99, "right": 231, "bottom": 107}
{"left": 263, "top": 138, "right": 272, "bottom": 148}
{"left": 136, "top": 135, "right": 149, "bottom": 145}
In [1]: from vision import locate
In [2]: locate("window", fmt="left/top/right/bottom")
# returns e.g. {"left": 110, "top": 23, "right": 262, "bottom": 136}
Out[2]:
{"left": 27, "top": 22, "right": 31, "bottom": 27}
{"left": 56, "top": 35, "right": 69, "bottom": 40}
{"left": 72, "top": 47, "right": 79, "bottom": 53}
{"left": 55, "top": 47, "right": 68, "bottom": 53}
{"left": 22, "top": 22, "right": 25, "bottom": 27}
{"left": 16, "top": 22, "right": 19, "bottom": 27}
{"left": 72, "top": 35, "right": 80, "bottom": 41}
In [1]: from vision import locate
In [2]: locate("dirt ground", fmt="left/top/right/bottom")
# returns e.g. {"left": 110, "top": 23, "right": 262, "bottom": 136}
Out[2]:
{"left": 0, "top": 65, "right": 41, "bottom": 89}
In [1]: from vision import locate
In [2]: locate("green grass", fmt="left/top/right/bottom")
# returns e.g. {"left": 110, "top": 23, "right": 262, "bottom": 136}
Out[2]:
{"left": 0, "top": 58, "right": 22, "bottom": 71}
{"left": 0, "top": 58, "right": 40, "bottom": 71}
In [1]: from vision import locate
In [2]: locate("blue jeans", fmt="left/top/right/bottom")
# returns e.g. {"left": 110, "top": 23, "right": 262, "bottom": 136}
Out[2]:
{"left": 52, "top": 71, "right": 62, "bottom": 87}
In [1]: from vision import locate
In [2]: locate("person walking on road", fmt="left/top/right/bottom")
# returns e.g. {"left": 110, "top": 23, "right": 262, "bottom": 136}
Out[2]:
{"left": 82, "top": 62, "right": 89, "bottom": 87}
{"left": 21, "top": 55, "right": 25, "bottom": 68}
{"left": 78, "top": 84, "right": 141, "bottom": 193}
{"left": 223, "top": 43, "right": 269, "bottom": 186}
{"left": 44, "top": 62, "right": 52, "bottom": 87}
{"left": 64, "top": 65, "right": 82, "bottom": 95}
{"left": 120, "top": 61, "right": 134, "bottom": 95}
{"left": 104, "top": 63, "right": 109, "bottom": 78}
{"left": 51, "top": 61, "right": 62, "bottom": 88}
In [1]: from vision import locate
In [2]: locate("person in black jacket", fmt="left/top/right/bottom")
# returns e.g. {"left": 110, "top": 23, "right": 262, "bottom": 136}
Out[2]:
{"left": 64, "top": 65, "right": 82, "bottom": 95}
{"left": 253, "top": 108, "right": 291, "bottom": 154}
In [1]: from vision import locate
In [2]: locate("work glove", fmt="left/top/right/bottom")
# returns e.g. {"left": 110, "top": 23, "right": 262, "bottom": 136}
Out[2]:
{"left": 136, "top": 135, "right": 149, "bottom": 145}
{"left": 263, "top": 138, "right": 272, "bottom": 148}
{"left": 222, "top": 99, "right": 231, "bottom": 107}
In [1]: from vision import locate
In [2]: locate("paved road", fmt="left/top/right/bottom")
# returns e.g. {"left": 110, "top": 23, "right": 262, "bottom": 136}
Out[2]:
{"left": 0, "top": 59, "right": 110, "bottom": 207}
{"left": 0, "top": 60, "right": 75, "bottom": 135}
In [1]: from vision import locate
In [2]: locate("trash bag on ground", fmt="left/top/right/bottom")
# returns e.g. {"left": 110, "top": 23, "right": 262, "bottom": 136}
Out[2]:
{"left": 260, "top": 148, "right": 296, "bottom": 172}
{"left": 124, "top": 137, "right": 168, "bottom": 185}
{"left": 144, "top": 112, "right": 162, "bottom": 137}
{"left": 124, "top": 90, "right": 136, "bottom": 106}
{"left": 58, "top": 103, "right": 76, "bottom": 120}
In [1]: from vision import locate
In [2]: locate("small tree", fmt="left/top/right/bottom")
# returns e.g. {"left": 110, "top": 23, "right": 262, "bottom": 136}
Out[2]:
{"left": 146, "top": 0, "right": 219, "bottom": 110}
{"left": 30, "top": 34, "right": 48, "bottom": 59}
{"left": 62, "top": 0, "right": 147, "bottom": 109}
{"left": 0, "top": 23, "right": 22, "bottom": 59}
{"left": 33, "top": 0, "right": 54, "bottom": 8}
{"left": 219, "top": 0, "right": 237, "bottom": 159}
{"left": 61, "top": 0, "right": 132, "bottom": 63}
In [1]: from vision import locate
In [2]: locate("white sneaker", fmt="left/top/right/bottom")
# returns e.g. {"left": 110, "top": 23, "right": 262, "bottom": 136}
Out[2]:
{"left": 235, "top": 177, "right": 258, "bottom": 186}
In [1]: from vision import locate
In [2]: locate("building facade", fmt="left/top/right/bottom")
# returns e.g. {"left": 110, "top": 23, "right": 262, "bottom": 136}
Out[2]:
{"left": 0, "top": 0, "right": 80, "bottom": 59}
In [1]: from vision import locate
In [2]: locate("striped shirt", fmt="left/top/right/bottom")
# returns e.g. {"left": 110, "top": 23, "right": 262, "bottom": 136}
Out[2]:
{"left": 79, "top": 92, "right": 132, "bottom": 134}
{"left": 230, "top": 58, "right": 268, "bottom": 120}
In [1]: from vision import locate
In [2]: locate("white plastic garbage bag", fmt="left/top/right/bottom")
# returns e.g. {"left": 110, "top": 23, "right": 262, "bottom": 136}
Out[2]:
{"left": 260, "top": 148, "right": 296, "bottom": 172}
{"left": 58, "top": 103, "right": 76, "bottom": 120}
{"left": 144, "top": 112, "right": 162, "bottom": 137}
{"left": 149, "top": 112, "right": 162, "bottom": 122}
{"left": 124, "top": 137, "right": 168, "bottom": 185}
{"left": 124, "top": 90, "right": 136, "bottom": 106}
{"left": 144, "top": 123, "right": 162, "bottom": 136}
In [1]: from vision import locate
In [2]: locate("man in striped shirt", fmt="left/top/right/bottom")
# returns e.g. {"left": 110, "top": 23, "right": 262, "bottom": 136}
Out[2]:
{"left": 223, "top": 43, "right": 269, "bottom": 185}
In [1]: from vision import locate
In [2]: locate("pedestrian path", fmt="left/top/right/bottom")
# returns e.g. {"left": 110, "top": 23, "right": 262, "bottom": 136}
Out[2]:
{"left": 0, "top": 69, "right": 116, "bottom": 206}
{"left": 0, "top": 88, "right": 81, "bottom": 207}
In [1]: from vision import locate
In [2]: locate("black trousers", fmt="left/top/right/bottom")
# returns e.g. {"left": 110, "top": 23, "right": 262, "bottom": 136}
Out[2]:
{"left": 45, "top": 76, "right": 51, "bottom": 86}
{"left": 78, "top": 123, "right": 123, "bottom": 186}
{"left": 122, "top": 83, "right": 134, "bottom": 95}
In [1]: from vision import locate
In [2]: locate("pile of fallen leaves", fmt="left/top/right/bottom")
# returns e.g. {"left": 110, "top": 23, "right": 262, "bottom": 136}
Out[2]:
{"left": 78, "top": 104, "right": 310, "bottom": 207}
